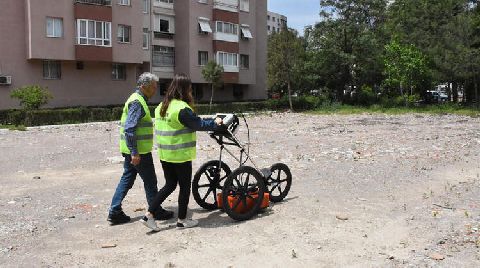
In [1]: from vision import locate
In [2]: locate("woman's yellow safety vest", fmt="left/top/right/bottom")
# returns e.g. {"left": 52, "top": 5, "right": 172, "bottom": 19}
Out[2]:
{"left": 155, "top": 99, "right": 197, "bottom": 163}
{"left": 119, "top": 92, "right": 153, "bottom": 154}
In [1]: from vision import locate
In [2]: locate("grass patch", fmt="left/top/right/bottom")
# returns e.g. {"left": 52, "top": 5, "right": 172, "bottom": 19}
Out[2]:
{"left": 309, "top": 104, "right": 480, "bottom": 117}
{"left": 0, "top": 124, "right": 27, "bottom": 131}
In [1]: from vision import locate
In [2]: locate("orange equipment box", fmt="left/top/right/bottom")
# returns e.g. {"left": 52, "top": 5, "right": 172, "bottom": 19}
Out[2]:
{"left": 217, "top": 192, "right": 270, "bottom": 213}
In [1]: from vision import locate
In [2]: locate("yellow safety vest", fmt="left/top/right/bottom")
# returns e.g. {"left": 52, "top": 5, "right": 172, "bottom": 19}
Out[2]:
{"left": 155, "top": 99, "right": 197, "bottom": 163}
{"left": 119, "top": 92, "right": 153, "bottom": 154}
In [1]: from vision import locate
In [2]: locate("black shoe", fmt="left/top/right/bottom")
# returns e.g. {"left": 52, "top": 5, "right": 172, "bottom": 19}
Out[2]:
{"left": 107, "top": 211, "right": 131, "bottom": 225}
{"left": 155, "top": 208, "right": 174, "bottom": 220}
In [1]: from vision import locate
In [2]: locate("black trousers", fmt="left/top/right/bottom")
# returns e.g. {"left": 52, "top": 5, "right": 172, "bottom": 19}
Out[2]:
{"left": 148, "top": 161, "right": 192, "bottom": 220}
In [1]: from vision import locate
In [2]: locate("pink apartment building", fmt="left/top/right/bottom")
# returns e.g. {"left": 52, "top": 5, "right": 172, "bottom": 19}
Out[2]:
{"left": 0, "top": 0, "right": 267, "bottom": 109}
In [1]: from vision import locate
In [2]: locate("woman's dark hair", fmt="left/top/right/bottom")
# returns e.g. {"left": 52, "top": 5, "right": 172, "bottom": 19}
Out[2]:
{"left": 160, "top": 74, "right": 194, "bottom": 117}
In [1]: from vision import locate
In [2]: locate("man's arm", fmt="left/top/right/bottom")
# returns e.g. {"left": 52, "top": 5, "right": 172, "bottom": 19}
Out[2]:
{"left": 124, "top": 100, "right": 145, "bottom": 164}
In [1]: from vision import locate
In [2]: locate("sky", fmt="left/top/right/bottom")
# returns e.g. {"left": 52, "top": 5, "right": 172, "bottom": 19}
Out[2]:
{"left": 267, "top": 0, "right": 320, "bottom": 35}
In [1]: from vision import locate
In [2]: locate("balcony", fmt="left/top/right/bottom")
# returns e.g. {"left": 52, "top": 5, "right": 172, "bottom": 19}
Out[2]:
{"left": 154, "top": 31, "right": 174, "bottom": 39}
{"left": 74, "top": 0, "right": 112, "bottom": 6}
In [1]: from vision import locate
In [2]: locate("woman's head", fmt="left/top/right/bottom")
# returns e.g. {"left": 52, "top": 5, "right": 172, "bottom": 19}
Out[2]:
{"left": 160, "top": 74, "right": 194, "bottom": 117}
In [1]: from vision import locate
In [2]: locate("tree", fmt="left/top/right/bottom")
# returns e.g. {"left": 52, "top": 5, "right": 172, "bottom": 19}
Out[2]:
{"left": 383, "top": 40, "right": 429, "bottom": 105}
{"left": 10, "top": 85, "right": 53, "bottom": 110}
{"left": 201, "top": 60, "right": 223, "bottom": 113}
{"left": 386, "top": 0, "right": 479, "bottom": 104}
{"left": 267, "top": 28, "right": 305, "bottom": 110}
{"left": 305, "top": 0, "right": 388, "bottom": 102}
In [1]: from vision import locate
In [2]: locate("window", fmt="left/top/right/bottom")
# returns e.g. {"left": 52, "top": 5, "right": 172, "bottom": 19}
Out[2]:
{"left": 198, "top": 51, "right": 208, "bottom": 66}
{"left": 43, "top": 60, "right": 61, "bottom": 79}
{"left": 117, "top": 25, "right": 131, "bottom": 43}
{"left": 112, "top": 64, "right": 126, "bottom": 80}
{"left": 198, "top": 18, "right": 212, "bottom": 34}
{"left": 143, "top": 28, "right": 149, "bottom": 49}
{"left": 118, "top": 0, "right": 130, "bottom": 5}
{"left": 267, "top": 15, "right": 270, "bottom": 20}
{"left": 46, "top": 17, "right": 63, "bottom": 38}
{"left": 233, "top": 85, "right": 243, "bottom": 98}
{"left": 154, "top": 15, "right": 174, "bottom": 34}
{"left": 240, "top": 54, "right": 249, "bottom": 69}
{"left": 267, "top": 25, "right": 270, "bottom": 31}
{"left": 77, "top": 19, "right": 111, "bottom": 46}
{"left": 217, "top": 52, "right": 237, "bottom": 67}
{"left": 272, "top": 17, "right": 276, "bottom": 22}
{"left": 192, "top": 84, "right": 203, "bottom": 101}
{"left": 239, "top": 0, "right": 249, "bottom": 12}
{"left": 76, "top": 61, "right": 84, "bottom": 70}
{"left": 143, "top": 0, "right": 149, "bottom": 13}
{"left": 160, "top": 19, "right": 169, "bottom": 32}
{"left": 240, "top": 25, "right": 252, "bottom": 39}
{"left": 216, "top": 21, "right": 238, "bottom": 35}
{"left": 153, "top": 46, "right": 175, "bottom": 67}
{"left": 155, "top": 0, "right": 173, "bottom": 4}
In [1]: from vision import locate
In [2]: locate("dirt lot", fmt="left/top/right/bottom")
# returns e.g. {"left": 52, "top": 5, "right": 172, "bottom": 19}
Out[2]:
{"left": 1, "top": 112, "right": 480, "bottom": 267}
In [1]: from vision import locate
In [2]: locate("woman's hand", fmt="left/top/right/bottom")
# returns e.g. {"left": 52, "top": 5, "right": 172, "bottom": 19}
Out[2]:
{"left": 214, "top": 117, "right": 223, "bottom": 125}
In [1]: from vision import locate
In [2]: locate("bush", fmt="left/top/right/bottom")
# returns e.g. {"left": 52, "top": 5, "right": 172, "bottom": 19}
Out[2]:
{"left": 352, "top": 86, "right": 377, "bottom": 106}
{"left": 265, "top": 95, "right": 326, "bottom": 111}
{"left": 0, "top": 102, "right": 274, "bottom": 127}
{"left": 10, "top": 85, "right": 53, "bottom": 110}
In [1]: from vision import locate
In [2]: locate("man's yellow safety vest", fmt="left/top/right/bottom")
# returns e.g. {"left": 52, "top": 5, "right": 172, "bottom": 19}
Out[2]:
{"left": 119, "top": 92, "right": 153, "bottom": 154}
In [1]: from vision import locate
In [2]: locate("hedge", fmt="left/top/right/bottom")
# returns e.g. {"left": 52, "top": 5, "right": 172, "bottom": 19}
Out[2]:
{"left": 0, "top": 97, "right": 331, "bottom": 127}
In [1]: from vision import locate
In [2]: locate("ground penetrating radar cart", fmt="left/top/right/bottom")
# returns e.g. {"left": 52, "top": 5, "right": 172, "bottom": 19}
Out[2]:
{"left": 192, "top": 114, "right": 292, "bottom": 221}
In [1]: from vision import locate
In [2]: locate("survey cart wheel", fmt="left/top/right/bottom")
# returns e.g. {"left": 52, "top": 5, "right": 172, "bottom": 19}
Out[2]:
{"left": 267, "top": 163, "right": 292, "bottom": 202}
{"left": 192, "top": 160, "right": 231, "bottom": 210}
{"left": 222, "top": 166, "right": 266, "bottom": 221}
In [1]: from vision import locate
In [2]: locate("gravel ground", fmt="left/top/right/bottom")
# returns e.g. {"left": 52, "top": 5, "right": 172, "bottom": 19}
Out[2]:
{"left": 0, "top": 112, "right": 479, "bottom": 267}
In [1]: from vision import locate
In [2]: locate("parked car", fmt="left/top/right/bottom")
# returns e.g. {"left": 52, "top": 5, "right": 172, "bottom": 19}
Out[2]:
{"left": 438, "top": 92, "right": 448, "bottom": 102}
{"left": 423, "top": 91, "right": 449, "bottom": 104}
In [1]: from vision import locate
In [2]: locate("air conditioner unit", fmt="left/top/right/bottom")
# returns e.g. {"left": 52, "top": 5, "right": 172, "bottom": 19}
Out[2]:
{"left": 0, "top": 75, "right": 12, "bottom": 85}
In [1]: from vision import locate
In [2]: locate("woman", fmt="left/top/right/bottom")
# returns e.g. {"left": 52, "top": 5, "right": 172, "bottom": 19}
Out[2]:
{"left": 141, "top": 74, "right": 223, "bottom": 231}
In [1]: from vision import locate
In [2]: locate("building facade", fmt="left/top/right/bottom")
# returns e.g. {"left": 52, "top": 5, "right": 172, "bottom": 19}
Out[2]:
{"left": 267, "top": 11, "right": 287, "bottom": 35}
{"left": 0, "top": 0, "right": 267, "bottom": 109}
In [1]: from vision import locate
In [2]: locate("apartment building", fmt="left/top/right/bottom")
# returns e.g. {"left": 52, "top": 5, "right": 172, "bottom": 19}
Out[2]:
{"left": 0, "top": 0, "right": 145, "bottom": 109}
{"left": 0, "top": 0, "right": 267, "bottom": 109}
{"left": 147, "top": 0, "right": 267, "bottom": 101}
{"left": 267, "top": 11, "right": 287, "bottom": 35}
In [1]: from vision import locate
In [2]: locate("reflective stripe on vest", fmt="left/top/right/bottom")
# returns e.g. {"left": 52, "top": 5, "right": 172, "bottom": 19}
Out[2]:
{"left": 119, "top": 121, "right": 153, "bottom": 128}
{"left": 120, "top": 134, "right": 154, "bottom": 141}
{"left": 157, "top": 141, "right": 197, "bottom": 150}
{"left": 154, "top": 128, "right": 195, "bottom": 136}
{"left": 119, "top": 92, "right": 154, "bottom": 154}
{"left": 154, "top": 99, "right": 197, "bottom": 163}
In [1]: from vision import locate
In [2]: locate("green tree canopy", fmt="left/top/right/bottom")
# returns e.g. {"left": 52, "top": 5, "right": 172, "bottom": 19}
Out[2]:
{"left": 267, "top": 28, "right": 305, "bottom": 110}
{"left": 383, "top": 40, "right": 430, "bottom": 104}
{"left": 201, "top": 60, "right": 224, "bottom": 113}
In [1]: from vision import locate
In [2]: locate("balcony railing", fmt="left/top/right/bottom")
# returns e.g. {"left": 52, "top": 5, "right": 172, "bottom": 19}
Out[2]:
{"left": 154, "top": 32, "right": 174, "bottom": 39}
{"left": 74, "top": 0, "right": 112, "bottom": 6}
{"left": 152, "top": 53, "right": 175, "bottom": 67}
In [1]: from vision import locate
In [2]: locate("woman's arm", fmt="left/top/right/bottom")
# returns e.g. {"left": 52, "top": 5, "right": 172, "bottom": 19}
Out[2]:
{"left": 178, "top": 107, "right": 221, "bottom": 131}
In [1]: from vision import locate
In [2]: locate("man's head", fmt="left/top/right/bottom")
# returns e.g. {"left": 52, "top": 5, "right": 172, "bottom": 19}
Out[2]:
{"left": 137, "top": 72, "right": 159, "bottom": 99}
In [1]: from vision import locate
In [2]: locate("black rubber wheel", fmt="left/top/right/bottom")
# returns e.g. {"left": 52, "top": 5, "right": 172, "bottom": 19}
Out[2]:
{"left": 192, "top": 160, "right": 231, "bottom": 210}
{"left": 222, "top": 166, "right": 266, "bottom": 221}
{"left": 267, "top": 163, "right": 292, "bottom": 202}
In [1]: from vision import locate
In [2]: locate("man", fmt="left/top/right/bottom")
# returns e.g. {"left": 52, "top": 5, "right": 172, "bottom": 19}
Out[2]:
{"left": 108, "top": 72, "right": 173, "bottom": 225}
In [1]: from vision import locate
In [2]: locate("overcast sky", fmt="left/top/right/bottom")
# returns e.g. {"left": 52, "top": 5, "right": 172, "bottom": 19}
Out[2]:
{"left": 267, "top": 0, "right": 320, "bottom": 35}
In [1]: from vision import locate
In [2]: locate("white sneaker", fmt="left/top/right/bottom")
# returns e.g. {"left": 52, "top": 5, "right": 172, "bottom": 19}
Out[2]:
{"left": 176, "top": 218, "right": 198, "bottom": 229}
{"left": 141, "top": 215, "right": 160, "bottom": 232}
